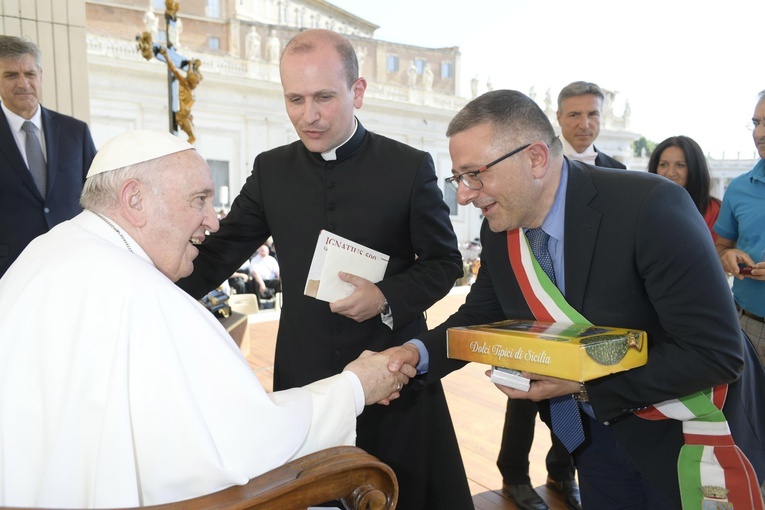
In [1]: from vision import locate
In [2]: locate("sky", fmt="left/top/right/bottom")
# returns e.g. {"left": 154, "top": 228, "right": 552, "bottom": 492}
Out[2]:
{"left": 328, "top": 0, "right": 764, "bottom": 159}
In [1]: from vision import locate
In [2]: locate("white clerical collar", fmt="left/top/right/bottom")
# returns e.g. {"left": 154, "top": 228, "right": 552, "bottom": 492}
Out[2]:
{"left": 561, "top": 137, "right": 597, "bottom": 165}
{"left": 2, "top": 101, "right": 42, "bottom": 133}
{"left": 321, "top": 118, "right": 358, "bottom": 161}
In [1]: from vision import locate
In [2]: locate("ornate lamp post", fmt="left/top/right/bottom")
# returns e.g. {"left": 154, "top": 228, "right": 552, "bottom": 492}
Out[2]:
{"left": 136, "top": 0, "right": 203, "bottom": 143}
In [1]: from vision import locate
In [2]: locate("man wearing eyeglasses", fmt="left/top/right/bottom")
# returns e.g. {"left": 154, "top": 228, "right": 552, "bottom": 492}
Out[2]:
{"left": 495, "top": 81, "right": 627, "bottom": 510}
{"left": 714, "top": 89, "right": 765, "bottom": 367}
{"left": 387, "top": 90, "right": 765, "bottom": 508}
{"left": 177, "top": 29, "right": 470, "bottom": 510}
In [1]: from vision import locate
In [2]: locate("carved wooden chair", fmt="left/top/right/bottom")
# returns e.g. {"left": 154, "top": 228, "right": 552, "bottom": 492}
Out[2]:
{"left": 1, "top": 446, "right": 397, "bottom": 510}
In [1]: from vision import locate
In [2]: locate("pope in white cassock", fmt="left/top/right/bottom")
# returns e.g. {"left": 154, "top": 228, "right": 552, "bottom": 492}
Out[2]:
{"left": 0, "top": 130, "right": 413, "bottom": 508}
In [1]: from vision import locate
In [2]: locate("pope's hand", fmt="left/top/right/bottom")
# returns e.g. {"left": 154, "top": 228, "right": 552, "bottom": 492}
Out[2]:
{"left": 345, "top": 350, "right": 416, "bottom": 405}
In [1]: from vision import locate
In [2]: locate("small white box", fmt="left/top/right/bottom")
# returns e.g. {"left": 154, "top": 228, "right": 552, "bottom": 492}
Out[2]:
{"left": 490, "top": 366, "right": 530, "bottom": 391}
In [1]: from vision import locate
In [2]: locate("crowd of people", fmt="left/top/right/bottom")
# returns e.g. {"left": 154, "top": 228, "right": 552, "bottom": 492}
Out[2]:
{"left": 227, "top": 242, "right": 281, "bottom": 307}
{"left": 0, "top": 29, "right": 763, "bottom": 510}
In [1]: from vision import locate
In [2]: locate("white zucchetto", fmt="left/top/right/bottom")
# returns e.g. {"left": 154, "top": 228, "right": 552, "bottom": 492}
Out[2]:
{"left": 87, "top": 130, "right": 194, "bottom": 178}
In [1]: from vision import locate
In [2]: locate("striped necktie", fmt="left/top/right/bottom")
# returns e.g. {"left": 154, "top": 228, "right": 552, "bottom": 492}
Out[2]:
{"left": 526, "top": 228, "right": 585, "bottom": 452}
{"left": 22, "top": 121, "right": 47, "bottom": 197}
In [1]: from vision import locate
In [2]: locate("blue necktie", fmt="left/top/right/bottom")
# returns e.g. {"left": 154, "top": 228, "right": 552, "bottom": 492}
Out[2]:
{"left": 22, "top": 121, "right": 47, "bottom": 197}
{"left": 526, "top": 228, "right": 585, "bottom": 453}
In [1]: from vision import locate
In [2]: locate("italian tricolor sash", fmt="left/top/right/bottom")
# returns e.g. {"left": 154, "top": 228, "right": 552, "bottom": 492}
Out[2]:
{"left": 507, "top": 228, "right": 763, "bottom": 509}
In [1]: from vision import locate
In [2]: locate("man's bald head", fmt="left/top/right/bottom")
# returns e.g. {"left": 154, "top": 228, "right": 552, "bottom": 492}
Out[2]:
{"left": 281, "top": 29, "right": 358, "bottom": 88}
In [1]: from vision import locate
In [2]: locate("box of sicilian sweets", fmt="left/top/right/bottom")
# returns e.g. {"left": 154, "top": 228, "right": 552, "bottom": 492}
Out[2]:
{"left": 447, "top": 319, "right": 647, "bottom": 383}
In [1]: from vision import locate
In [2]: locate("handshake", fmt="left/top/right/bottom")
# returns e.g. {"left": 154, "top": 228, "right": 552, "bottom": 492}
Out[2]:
{"left": 343, "top": 345, "right": 420, "bottom": 406}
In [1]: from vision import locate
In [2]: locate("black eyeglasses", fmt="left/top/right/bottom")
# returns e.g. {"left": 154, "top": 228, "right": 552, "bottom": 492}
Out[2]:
{"left": 445, "top": 144, "right": 531, "bottom": 192}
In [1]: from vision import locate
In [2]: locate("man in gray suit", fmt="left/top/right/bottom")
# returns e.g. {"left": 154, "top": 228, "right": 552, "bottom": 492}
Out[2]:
{"left": 0, "top": 35, "right": 96, "bottom": 277}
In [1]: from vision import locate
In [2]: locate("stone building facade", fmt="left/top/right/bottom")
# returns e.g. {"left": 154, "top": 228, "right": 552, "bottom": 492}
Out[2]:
{"left": 83, "top": 0, "right": 485, "bottom": 240}
{"left": 9, "top": 0, "right": 705, "bottom": 247}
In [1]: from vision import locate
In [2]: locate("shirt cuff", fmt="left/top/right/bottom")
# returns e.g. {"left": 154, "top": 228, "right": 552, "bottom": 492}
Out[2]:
{"left": 341, "top": 370, "right": 365, "bottom": 416}
{"left": 407, "top": 339, "right": 429, "bottom": 374}
{"left": 380, "top": 307, "right": 393, "bottom": 329}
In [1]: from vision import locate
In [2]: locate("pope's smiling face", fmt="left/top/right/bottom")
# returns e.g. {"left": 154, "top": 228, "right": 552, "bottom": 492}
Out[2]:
{"left": 142, "top": 150, "right": 219, "bottom": 282}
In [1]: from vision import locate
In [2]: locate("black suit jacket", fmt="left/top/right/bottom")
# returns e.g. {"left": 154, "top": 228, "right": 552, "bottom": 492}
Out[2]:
{"left": 0, "top": 106, "right": 96, "bottom": 277}
{"left": 594, "top": 146, "right": 626, "bottom": 169}
{"left": 421, "top": 159, "right": 765, "bottom": 505}
{"left": 178, "top": 122, "right": 471, "bottom": 508}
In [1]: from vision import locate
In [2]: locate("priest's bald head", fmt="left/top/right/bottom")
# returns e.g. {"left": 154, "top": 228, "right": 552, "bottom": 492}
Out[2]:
{"left": 80, "top": 130, "right": 219, "bottom": 281}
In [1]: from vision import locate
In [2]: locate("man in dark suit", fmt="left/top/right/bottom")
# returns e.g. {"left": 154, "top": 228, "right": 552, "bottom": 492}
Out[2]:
{"left": 177, "top": 29, "right": 469, "bottom": 510}
{"left": 388, "top": 90, "right": 765, "bottom": 508}
{"left": 497, "top": 80, "right": 628, "bottom": 510}
{"left": 0, "top": 35, "right": 96, "bottom": 278}
{"left": 557, "top": 80, "right": 626, "bottom": 170}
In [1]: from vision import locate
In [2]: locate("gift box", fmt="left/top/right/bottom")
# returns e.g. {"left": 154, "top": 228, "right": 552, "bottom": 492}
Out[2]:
{"left": 446, "top": 320, "right": 647, "bottom": 382}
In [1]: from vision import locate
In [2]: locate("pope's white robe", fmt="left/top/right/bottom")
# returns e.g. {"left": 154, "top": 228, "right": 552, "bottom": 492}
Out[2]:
{"left": 0, "top": 212, "right": 359, "bottom": 508}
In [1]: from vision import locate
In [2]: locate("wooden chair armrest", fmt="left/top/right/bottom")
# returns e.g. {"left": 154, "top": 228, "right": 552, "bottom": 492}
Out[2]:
{"left": 147, "top": 445, "right": 398, "bottom": 510}
{"left": 1, "top": 446, "right": 397, "bottom": 510}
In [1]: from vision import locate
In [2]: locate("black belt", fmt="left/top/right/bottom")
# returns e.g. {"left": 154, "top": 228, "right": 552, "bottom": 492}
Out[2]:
{"left": 735, "top": 303, "right": 765, "bottom": 323}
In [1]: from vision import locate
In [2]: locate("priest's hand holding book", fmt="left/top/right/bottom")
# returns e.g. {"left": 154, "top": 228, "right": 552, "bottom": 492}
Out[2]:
{"left": 329, "top": 272, "right": 388, "bottom": 322}
{"left": 304, "top": 231, "right": 390, "bottom": 322}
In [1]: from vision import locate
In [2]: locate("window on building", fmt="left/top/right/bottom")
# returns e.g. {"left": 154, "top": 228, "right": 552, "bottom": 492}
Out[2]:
{"left": 441, "top": 61, "right": 454, "bottom": 79}
{"left": 415, "top": 58, "right": 426, "bottom": 75}
{"left": 153, "top": 0, "right": 164, "bottom": 9}
{"left": 206, "top": 0, "right": 221, "bottom": 17}
{"left": 209, "top": 37, "right": 220, "bottom": 50}
{"left": 444, "top": 184, "right": 458, "bottom": 216}
{"left": 387, "top": 55, "right": 399, "bottom": 72}
{"left": 208, "top": 160, "right": 230, "bottom": 208}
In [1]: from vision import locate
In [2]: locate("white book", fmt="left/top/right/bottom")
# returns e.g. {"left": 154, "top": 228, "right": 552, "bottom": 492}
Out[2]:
{"left": 304, "top": 230, "right": 389, "bottom": 303}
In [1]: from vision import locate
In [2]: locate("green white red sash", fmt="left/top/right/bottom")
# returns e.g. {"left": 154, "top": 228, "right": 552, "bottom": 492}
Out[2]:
{"left": 507, "top": 228, "right": 763, "bottom": 509}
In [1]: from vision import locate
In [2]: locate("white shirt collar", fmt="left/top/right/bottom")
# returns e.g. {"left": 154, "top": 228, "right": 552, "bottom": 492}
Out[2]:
{"left": 561, "top": 137, "right": 597, "bottom": 165}
{"left": 321, "top": 118, "right": 358, "bottom": 161}
{"left": 2, "top": 101, "right": 42, "bottom": 134}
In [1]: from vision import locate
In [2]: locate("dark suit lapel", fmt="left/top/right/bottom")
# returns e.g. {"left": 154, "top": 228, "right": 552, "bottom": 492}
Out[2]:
{"left": 0, "top": 107, "right": 43, "bottom": 200}
{"left": 593, "top": 146, "right": 603, "bottom": 167}
{"left": 41, "top": 107, "right": 57, "bottom": 195}
{"left": 563, "top": 159, "right": 601, "bottom": 310}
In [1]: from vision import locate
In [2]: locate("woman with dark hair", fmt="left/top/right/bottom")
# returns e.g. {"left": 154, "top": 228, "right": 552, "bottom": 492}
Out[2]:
{"left": 648, "top": 135, "right": 721, "bottom": 240}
